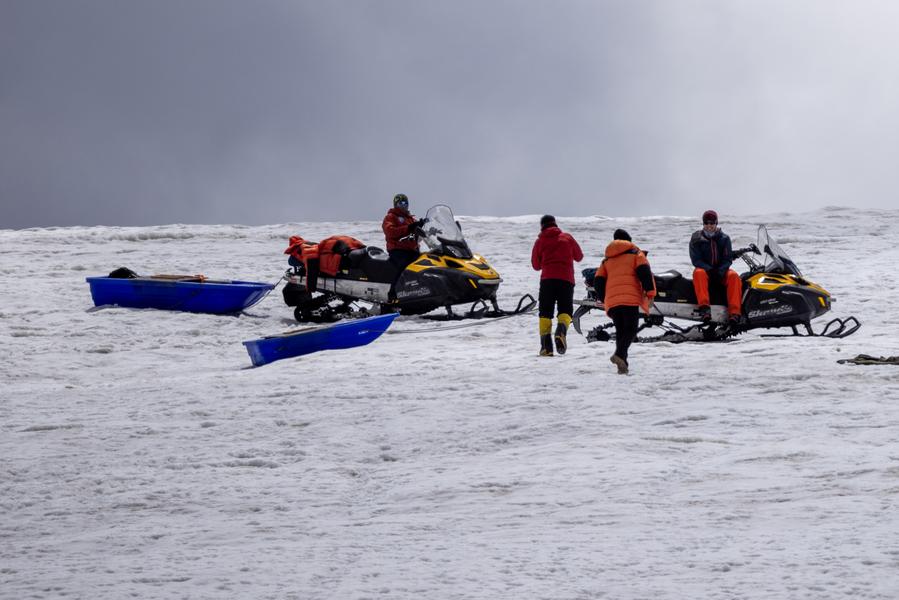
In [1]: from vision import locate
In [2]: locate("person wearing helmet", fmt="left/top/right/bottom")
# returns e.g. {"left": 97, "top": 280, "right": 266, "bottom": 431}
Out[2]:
{"left": 689, "top": 209, "right": 742, "bottom": 325}
{"left": 382, "top": 194, "right": 424, "bottom": 270}
{"left": 531, "top": 214, "right": 583, "bottom": 357}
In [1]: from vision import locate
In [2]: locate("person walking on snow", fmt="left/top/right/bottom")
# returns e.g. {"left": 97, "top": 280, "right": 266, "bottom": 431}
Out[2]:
{"left": 689, "top": 209, "right": 742, "bottom": 325}
{"left": 593, "top": 229, "right": 656, "bottom": 374}
{"left": 531, "top": 215, "right": 583, "bottom": 356}
{"left": 382, "top": 194, "right": 425, "bottom": 270}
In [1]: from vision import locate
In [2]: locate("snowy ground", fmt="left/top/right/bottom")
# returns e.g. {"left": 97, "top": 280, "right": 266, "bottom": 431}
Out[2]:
{"left": 2, "top": 207, "right": 899, "bottom": 599}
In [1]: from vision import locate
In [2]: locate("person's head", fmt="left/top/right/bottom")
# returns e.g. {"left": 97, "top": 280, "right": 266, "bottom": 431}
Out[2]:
{"left": 702, "top": 209, "right": 718, "bottom": 233}
{"left": 540, "top": 214, "right": 556, "bottom": 230}
{"left": 393, "top": 194, "right": 409, "bottom": 211}
{"left": 613, "top": 228, "right": 631, "bottom": 242}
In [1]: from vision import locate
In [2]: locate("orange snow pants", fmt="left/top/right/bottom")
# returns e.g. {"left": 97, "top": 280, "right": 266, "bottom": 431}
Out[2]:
{"left": 693, "top": 268, "right": 742, "bottom": 316}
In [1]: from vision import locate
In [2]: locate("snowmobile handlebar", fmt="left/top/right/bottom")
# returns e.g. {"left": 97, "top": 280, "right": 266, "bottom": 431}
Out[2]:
{"left": 732, "top": 244, "right": 760, "bottom": 259}
{"left": 733, "top": 243, "right": 763, "bottom": 272}
{"left": 400, "top": 218, "right": 430, "bottom": 241}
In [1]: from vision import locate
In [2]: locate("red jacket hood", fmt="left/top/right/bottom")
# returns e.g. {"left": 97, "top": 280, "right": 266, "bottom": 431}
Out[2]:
{"left": 538, "top": 226, "right": 562, "bottom": 240}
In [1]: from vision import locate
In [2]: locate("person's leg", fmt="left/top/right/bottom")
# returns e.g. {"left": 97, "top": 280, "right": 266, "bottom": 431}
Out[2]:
{"left": 692, "top": 268, "right": 711, "bottom": 321}
{"left": 537, "top": 280, "right": 554, "bottom": 356}
{"left": 692, "top": 267, "right": 710, "bottom": 306}
{"left": 724, "top": 269, "right": 743, "bottom": 317}
{"left": 554, "top": 281, "right": 575, "bottom": 355}
{"left": 388, "top": 249, "right": 406, "bottom": 270}
{"left": 612, "top": 305, "right": 639, "bottom": 362}
{"left": 608, "top": 305, "right": 638, "bottom": 373}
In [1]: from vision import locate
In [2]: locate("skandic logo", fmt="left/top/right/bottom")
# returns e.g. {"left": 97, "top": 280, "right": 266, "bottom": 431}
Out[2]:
{"left": 748, "top": 304, "right": 794, "bottom": 319}
{"left": 397, "top": 286, "right": 431, "bottom": 299}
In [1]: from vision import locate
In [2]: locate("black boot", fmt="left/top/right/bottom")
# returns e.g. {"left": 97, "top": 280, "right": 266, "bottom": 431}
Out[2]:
{"left": 610, "top": 354, "right": 628, "bottom": 374}
{"left": 540, "top": 334, "right": 554, "bottom": 356}
{"left": 554, "top": 322, "right": 568, "bottom": 355}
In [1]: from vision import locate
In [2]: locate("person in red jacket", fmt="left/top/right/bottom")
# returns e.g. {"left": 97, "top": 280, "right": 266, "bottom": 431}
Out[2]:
{"left": 382, "top": 194, "right": 424, "bottom": 270}
{"left": 531, "top": 215, "right": 583, "bottom": 356}
{"left": 593, "top": 229, "right": 656, "bottom": 374}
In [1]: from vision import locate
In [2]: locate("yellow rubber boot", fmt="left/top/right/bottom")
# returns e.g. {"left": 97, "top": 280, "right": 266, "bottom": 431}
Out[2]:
{"left": 555, "top": 313, "right": 571, "bottom": 355}
{"left": 539, "top": 317, "right": 553, "bottom": 356}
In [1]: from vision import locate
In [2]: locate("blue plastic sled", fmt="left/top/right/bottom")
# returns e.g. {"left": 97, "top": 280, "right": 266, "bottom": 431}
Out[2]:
{"left": 86, "top": 276, "right": 274, "bottom": 314}
{"left": 242, "top": 312, "right": 399, "bottom": 367}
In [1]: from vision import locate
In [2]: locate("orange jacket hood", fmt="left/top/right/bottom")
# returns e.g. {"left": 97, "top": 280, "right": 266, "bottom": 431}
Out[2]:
{"left": 604, "top": 239, "right": 640, "bottom": 259}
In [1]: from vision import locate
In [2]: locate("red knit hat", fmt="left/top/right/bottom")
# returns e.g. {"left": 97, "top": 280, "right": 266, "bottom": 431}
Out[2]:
{"left": 702, "top": 210, "right": 718, "bottom": 223}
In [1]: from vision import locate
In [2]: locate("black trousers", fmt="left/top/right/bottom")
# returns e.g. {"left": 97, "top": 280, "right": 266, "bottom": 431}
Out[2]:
{"left": 608, "top": 305, "right": 640, "bottom": 363}
{"left": 538, "top": 279, "right": 575, "bottom": 319}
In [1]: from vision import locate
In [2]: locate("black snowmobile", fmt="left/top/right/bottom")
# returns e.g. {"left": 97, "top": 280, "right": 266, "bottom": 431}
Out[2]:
{"left": 282, "top": 204, "right": 535, "bottom": 322}
{"left": 573, "top": 225, "right": 860, "bottom": 343}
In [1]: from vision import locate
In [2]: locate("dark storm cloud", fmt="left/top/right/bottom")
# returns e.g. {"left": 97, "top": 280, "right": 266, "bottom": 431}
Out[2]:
{"left": 2, "top": 1, "right": 899, "bottom": 228}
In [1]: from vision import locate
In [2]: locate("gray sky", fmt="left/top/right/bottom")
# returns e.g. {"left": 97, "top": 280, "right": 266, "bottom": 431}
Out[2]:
{"left": 3, "top": 0, "right": 899, "bottom": 228}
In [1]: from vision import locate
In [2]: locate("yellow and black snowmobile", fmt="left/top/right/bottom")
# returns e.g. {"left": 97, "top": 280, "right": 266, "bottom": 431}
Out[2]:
{"left": 573, "top": 225, "right": 860, "bottom": 342}
{"left": 282, "top": 205, "right": 534, "bottom": 322}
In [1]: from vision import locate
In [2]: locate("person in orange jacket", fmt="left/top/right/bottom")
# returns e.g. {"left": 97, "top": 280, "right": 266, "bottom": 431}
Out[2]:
{"left": 689, "top": 209, "right": 742, "bottom": 325}
{"left": 593, "top": 229, "right": 656, "bottom": 374}
{"left": 531, "top": 214, "right": 583, "bottom": 356}
{"left": 382, "top": 194, "right": 425, "bottom": 270}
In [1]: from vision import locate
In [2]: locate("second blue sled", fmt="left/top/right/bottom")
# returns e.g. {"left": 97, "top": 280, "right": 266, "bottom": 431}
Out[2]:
{"left": 242, "top": 312, "right": 399, "bottom": 367}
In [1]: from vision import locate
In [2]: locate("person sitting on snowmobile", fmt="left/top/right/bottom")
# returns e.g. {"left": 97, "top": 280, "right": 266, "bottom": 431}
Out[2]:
{"left": 382, "top": 193, "right": 425, "bottom": 271}
{"left": 593, "top": 229, "right": 656, "bottom": 375}
{"left": 689, "top": 209, "right": 742, "bottom": 325}
{"left": 531, "top": 214, "right": 583, "bottom": 357}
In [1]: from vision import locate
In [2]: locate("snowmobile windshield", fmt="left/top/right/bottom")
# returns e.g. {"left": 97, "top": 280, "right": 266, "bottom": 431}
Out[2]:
{"left": 420, "top": 205, "right": 473, "bottom": 259}
{"left": 757, "top": 225, "right": 802, "bottom": 276}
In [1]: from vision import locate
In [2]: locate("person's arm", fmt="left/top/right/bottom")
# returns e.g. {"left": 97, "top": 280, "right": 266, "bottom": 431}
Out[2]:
{"left": 571, "top": 236, "right": 584, "bottom": 262}
{"left": 406, "top": 214, "right": 420, "bottom": 237}
{"left": 531, "top": 240, "right": 542, "bottom": 271}
{"left": 689, "top": 232, "right": 713, "bottom": 270}
{"left": 594, "top": 262, "right": 608, "bottom": 302}
{"left": 717, "top": 235, "right": 734, "bottom": 276}
{"left": 636, "top": 263, "right": 655, "bottom": 295}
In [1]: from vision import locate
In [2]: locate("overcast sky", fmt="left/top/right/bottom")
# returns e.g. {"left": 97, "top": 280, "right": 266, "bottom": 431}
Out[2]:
{"left": 2, "top": 0, "right": 899, "bottom": 228}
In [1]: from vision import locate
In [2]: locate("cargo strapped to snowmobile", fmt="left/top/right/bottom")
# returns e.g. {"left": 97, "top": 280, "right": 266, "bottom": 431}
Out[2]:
{"left": 284, "top": 235, "right": 366, "bottom": 291}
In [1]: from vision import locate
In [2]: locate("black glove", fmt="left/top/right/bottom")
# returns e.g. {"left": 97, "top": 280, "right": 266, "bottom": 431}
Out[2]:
{"left": 644, "top": 314, "right": 664, "bottom": 326}
{"left": 411, "top": 219, "right": 426, "bottom": 231}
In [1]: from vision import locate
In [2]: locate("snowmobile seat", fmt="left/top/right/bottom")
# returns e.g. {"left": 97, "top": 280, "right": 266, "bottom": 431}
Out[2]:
{"left": 346, "top": 248, "right": 367, "bottom": 269}
{"left": 653, "top": 270, "right": 686, "bottom": 296}
{"left": 651, "top": 269, "right": 728, "bottom": 306}
{"left": 351, "top": 246, "right": 399, "bottom": 284}
{"left": 654, "top": 269, "right": 683, "bottom": 286}
{"left": 653, "top": 269, "right": 698, "bottom": 304}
